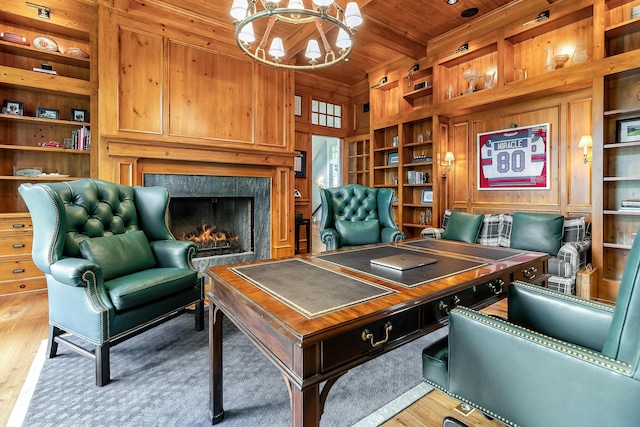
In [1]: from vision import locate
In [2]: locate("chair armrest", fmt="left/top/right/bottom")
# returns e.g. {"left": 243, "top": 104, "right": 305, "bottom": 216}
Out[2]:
{"left": 420, "top": 228, "right": 444, "bottom": 239}
{"left": 49, "top": 257, "right": 103, "bottom": 288}
{"left": 381, "top": 228, "right": 405, "bottom": 243}
{"left": 320, "top": 228, "right": 339, "bottom": 251}
{"left": 442, "top": 307, "right": 638, "bottom": 427}
{"left": 508, "top": 281, "right": 613, "bottom": 351}
{"left": 556, "top": 239, "right": 592, "bottom": 275}
{"left": 149, "top": 240, "right": 197, "bottom": 269}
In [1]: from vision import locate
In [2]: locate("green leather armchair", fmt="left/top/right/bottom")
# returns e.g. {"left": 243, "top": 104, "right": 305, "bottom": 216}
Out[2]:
{"left": 19, "top": 179, "right": 204, "bottom": 386}
{"left": 319, "top": 184, "right": 405, "bottom": 251}
{"left": 422, "top": 229, "right": 640, "bottom": 426}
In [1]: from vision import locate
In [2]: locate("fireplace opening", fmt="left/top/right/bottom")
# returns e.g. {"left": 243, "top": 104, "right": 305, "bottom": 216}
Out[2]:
{"left": 168, "top": 197, "right": 254, "bottom": 259}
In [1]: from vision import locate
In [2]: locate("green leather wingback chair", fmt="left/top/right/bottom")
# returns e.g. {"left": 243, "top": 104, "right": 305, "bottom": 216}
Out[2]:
{"left": 319, "top": 184, "right": 405, "bottom": 251}
{"left": 422, "top": 228, "right": 640, "bottom": 426}
{"left": 19, "top": 179, "right": 204, "bottom": 386}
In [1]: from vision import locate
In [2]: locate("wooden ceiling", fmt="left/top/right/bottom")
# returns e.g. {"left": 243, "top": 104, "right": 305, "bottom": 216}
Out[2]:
{"left": 135, "top": 0, "right": 517, "bottom": 87}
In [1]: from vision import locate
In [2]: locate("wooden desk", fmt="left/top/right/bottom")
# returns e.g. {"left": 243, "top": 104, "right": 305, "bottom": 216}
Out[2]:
{"left": 207, "top": 239, "right": 549, "bottom": 426}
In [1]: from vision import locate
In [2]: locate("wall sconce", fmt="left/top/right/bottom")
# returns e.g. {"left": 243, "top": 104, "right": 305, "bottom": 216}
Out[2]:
{"left": 441, "top": 152, "right": 455, "bottom": 174}
{"left": 578, "top": 135, "right": 592, "bottom": 164}
{"left": 26, "top": 2, "right": 51, "bottom": 19}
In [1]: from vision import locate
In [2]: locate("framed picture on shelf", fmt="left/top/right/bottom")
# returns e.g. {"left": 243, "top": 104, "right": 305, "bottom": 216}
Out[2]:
{"left": 36, "top": 107, "right": 60, "bottom": 120}
{"left": 294, "top": 150, "right": 306, "bottom": 178}
{"left": 477, "top": 123, "right": 549, "bottom": 190}
{"left": 2, "top": 100, "right": 23, "bottom": 116}
{"left": 294, "top": 95, "right": 302, "bottom": 117}
{"left": 387, "top": 152, "right": 398, "bottom": 166}
{"left": 71, "top": 108, "right": 88, "bottom": 122}
{"left": 421, "top": 189, "right": 433, "bottom": 204}
{"left": 617, "top": 118, "right": 640, "bottom": 143}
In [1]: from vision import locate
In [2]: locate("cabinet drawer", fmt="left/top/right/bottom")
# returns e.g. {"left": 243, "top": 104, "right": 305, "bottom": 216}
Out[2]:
{"left": 0, "top": 216, "right": 33, "bottom": 233}
{"left": 0, "top": 276, "right": 46, "bottom": 296}
{"left": 322, "top": 306, "right": 421, "bottom": 372}
{"left": 0, "top": 235, "right": 33, "bottom": 256}
{"left": 0, "top": 258, "right": 42, "bottom": 281}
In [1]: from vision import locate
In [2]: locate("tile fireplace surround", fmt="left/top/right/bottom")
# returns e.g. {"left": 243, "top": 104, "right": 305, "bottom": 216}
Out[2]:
{"left": 144, "top": 174, "right": 271, "bottom": 273}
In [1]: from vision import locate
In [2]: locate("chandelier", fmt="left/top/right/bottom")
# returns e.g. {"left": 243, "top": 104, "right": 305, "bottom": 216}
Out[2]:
{"left": 230, "top": 0, "right": 363, "bottom": 70}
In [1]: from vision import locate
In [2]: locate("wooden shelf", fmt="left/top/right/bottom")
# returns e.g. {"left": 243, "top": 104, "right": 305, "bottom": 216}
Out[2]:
{"left": 0, "top": 144, "right": 90, "bottom": 154}
{"left": 0, "top": 114, "right": 89, "bottom": 127}
{"left": 604, "top": 209, "right": 640, "bottom": 215}
{"left": 403, "top": 86, "right": 433, "bottom": 101}
{"left": 606, "top": 16, "right": 640, "bottom": 39}
{"left": 0, "top": 40, "right": 90, "bottom": 68}
{"left": 0, "top": 65, "right": 90, "bottom": 97}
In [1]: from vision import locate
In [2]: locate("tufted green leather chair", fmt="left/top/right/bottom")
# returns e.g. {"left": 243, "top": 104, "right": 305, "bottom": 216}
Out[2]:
{"left": 422, "top": 228, "right": 640, "bottom": 426}
{"left": 319, "top": 184, "right": 405, "bottom": 251}
{"left": 19, "top": 179, "right": 204, "bottom": 386}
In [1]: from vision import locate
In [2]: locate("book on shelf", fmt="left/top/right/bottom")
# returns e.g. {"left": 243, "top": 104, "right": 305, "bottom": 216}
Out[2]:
{"left": 621, "top": 199, "right": 640, "bottom": 208}
{"left": 71, "top": 126, "right": 91, "bottom": 151}
{"left": 620, "top": 206, "right": 640, "bottom": 211}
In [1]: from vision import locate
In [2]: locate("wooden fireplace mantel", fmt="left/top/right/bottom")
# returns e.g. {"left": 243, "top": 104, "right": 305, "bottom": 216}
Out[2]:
{"left": 102, "top": 137, "right": 297, "bottom": 259}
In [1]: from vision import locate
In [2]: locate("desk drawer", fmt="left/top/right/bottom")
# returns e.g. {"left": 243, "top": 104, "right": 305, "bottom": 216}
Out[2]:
{"left": 322, "top": 306, "right": 421, "bottom": 372}
{"left": 0, "top": 258, "right": 42, "bottom": 281}
{"left": 0, "top": 276, "right": 46, "bottom": 295}
{"left": 512, "top": 259, "right": 547, "bottom": 283}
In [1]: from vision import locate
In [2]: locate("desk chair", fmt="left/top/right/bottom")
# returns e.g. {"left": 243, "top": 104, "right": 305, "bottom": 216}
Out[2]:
{"left": 422, "top": 229, "right": 640, "bottom": 426}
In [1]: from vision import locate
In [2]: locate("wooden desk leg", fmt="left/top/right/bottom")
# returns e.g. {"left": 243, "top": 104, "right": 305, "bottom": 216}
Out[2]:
{"left": 291, "top": 383, "right": 321, "bottom": 427}
{"left": 209, "top": 304, "right": 225, "bottom": 424}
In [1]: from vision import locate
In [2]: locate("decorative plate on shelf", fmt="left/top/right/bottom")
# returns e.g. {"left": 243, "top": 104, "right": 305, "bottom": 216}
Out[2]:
{"left": 0, "top": 31, "right": 30, "bottom": 46}
{"left": 33, "top": 35, "right": 58, "bottom": 52}
{"left": 67, "top": 47, "right": 90, "bottom": 58}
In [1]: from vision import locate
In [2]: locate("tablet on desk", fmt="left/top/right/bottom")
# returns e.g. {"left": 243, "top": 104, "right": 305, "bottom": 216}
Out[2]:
{"left": 370, "top": 254, "right": 437, "bottom": 271}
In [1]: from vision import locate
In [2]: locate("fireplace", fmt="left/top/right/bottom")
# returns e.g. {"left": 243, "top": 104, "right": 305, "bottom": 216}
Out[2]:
{"left": 143, "top": 174, "right": 271, "bottom": 273}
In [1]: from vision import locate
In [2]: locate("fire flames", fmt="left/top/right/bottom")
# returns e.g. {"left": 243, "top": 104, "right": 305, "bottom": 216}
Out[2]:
{"left": 181, "top": 223, "right": 239, "bottom": 251}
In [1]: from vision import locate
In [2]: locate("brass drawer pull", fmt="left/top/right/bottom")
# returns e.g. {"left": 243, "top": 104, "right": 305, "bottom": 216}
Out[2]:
{"left": 12, "top": 224, "right": 25, "bottom": 228}
{"left": 488, "top": 278, "right": 504, "bottom": 295}
{"left": 13, "top": 243, "right": 26, "bottom": 248}
{"left": 13, "top": 269, "right": 25, "bottom": 274}
{"left": 522, "top": 266, "right": 538, "bottom": 279}
{"left": 361, "top": 322, "right": 393, "bottom": 348}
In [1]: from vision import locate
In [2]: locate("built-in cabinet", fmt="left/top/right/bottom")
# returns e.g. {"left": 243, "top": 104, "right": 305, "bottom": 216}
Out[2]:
{"left": 0, "top": 2, "right": 95, "bottom": 295}
{"left": 366, "top": 0, "right": 640, "bottom": 302}
{"left": 345, "top": 134, "right": 370, "bottom": 185}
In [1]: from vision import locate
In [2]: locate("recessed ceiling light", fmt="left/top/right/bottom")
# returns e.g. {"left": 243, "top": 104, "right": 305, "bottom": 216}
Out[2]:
{"left": 461, "top": 7, "right": 479, "bottom": 18}
{"left": 447, "top": 0, "right": 458, "bottom": 4}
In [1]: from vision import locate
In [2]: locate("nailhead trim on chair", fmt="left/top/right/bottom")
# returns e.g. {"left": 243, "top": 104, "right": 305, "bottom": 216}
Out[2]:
{"left": 456, "top": 307, "right": 631, "bottom": 374}
{"left": 513, "top": 281, "right": 615, "bottom": 313}
{"left": 82, "top": 269, "right": 110, "bottom": 343}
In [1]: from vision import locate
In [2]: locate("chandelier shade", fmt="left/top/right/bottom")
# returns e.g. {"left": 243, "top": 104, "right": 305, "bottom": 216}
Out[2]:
{"left": 230, "top": 0, "right": 363, "bottom": 70}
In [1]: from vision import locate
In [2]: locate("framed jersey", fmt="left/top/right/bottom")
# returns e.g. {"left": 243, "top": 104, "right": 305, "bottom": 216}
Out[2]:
{"left": 477, "top": 123, "right": 549, "bottom": 190}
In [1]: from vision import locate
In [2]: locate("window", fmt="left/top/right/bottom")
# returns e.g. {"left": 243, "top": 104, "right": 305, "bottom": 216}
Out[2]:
{"left": 311, "top": 99, "right": 341, "bottom": 129}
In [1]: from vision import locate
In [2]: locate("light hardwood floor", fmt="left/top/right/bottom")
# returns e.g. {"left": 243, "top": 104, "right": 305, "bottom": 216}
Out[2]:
{"left": 0, "top": 225, "right": 503, "bottom": 427}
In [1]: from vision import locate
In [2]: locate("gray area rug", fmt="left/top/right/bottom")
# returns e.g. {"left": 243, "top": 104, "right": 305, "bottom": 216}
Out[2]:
{"left": 21, "top": 313, "right": 446, "bottom": 426}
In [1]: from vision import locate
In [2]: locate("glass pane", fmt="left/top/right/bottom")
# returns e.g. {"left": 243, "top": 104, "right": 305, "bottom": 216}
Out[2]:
{"left": 335, "top": 117, "right": 341, "bottom": 129}
{"left": 312, "top": 112, "right": 318, "bottom": 125}
{"left": 312, "top": 100, "right": 319, "bottom": 112}
{"left": 319, "top": 102, "right": 326, "bottom": 114}
{"left": 327, "top": 116, "right": 334, "bottom": 127}
{"left": 327, "top": 104, "right": 334, "bottom": 115}
{"left": 319, "top": 114, "right": 326, "bottom": 126}
{"left": 335, "top": 105, "right": 341, "bottom": 117}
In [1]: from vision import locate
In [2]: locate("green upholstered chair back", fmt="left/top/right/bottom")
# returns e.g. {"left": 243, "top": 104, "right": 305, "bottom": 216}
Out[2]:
{"left": 602, "top": 229, "right": 640, "bottom": 372}
{"left": 320, "top": 184, "right": 395, "bottom": 230}
{"left": 18, "top": 179, "right": 172, "bottom": 274}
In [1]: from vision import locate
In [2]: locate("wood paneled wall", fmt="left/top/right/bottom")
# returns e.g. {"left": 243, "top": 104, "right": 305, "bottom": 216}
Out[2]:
{"left": 96, "top": 4, "right": 296, "bottom": 257}
{"left": 447, "top": 88, "right": 592, "bottom": 219}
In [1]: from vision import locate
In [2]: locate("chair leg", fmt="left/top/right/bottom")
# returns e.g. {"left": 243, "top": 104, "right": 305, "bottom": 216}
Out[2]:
{"left": 47, "top": 325, "right": 62, "bottom": 359}
{"left": 95, "top": 344, "right": 110, "bottom": 387}
{"left": 195, "top": 299, "right": 204, "bottom": 331}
